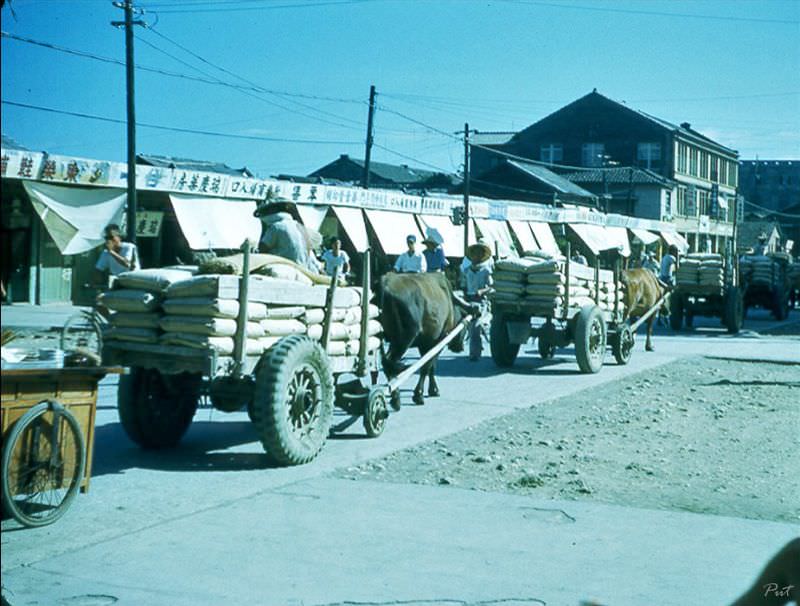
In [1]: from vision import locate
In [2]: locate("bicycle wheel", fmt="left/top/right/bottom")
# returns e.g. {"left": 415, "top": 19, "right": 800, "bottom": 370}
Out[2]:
{"left": 1, "top": 401, "right": 86, "bottom": 527}
{"left": 61, "top": 311, "right": 103, "bottom": 357}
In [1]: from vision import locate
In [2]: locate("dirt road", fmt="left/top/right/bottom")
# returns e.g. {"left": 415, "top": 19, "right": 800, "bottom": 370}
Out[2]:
{"left": 339, "top": 355, "right": 800, "bottom": 523}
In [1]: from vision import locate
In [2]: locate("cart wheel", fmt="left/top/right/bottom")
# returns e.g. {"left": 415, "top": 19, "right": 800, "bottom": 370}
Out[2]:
{"left": 724, "top": 287, "right": 744, "bottom": 334}
{"left": 611, "top": 323, "right": 634, "bottom": 365}
{"left": 363, "top": 387, "right": 388, "bottom": 438}
{"left": 1, "top": 401, "right": 85, "bottom": 527}
{"left": 60, "top": 311, "right": 103, "bottom": 358}
{"left": 252, "top": 335, "right": 334, "bottom": 466}
{"left": 669, "top": 292, "right": 684, "bottom": 331}
{"left": 574, "top": 305, "right": 607, "bottom": 374}
{"left": 490, "top": 313, "right": 520, "bottom": 368}
{"left": 118, "top": 368, "right": 201, "bottom": 449}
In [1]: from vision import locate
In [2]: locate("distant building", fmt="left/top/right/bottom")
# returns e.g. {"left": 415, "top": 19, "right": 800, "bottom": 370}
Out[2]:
{"left": 738, "top": 160, "right": 800, "bottom": 212}
{"left": 136, "top": 153, "right": 254, "bottom": 177}
{"left": 308, "top": 154, "right": 458, "bottom": 191}
{"left": 470, "top": 90, "right": 739, "bottom": 252}
{"left": 737, "top": 219, "right": 782, "bottom": 254}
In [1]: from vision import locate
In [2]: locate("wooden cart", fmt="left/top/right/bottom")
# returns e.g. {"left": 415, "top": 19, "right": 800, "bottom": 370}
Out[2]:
{"left": 1, "top": 366, "right": 123, "bottom": 527}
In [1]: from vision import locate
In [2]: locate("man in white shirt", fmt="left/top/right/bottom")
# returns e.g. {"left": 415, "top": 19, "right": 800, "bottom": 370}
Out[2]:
{"left": 394, "top": 234, "right": 426, "bottom": 273}
{"left": 320, "top": 236, "right": 350, "bottom": 278}
{"left": 95, "top": 224, "right": 140, "bottom": 280}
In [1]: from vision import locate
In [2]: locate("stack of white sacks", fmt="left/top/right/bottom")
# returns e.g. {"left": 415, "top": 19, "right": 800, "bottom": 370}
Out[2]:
{"left": 740, "top": 255, "right": 779, "bottom": 286}
{"left": 101, "top": 266, "right": 382, "bottom": 359}
{"left": 676, "top": 253, "right": 724, "bottom": 294}
{"left": 492, "top": 252, "right": 623, "bottom": 317}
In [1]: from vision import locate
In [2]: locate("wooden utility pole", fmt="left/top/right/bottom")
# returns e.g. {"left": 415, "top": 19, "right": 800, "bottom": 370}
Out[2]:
{"left": 463, "top": 122, "right": 470, "bottom": 256}
{"left": 112, "top": 1, "right": 144, "bottom": 243}
{"left": 362, "top": 85, "right": 376, "bottom": 189}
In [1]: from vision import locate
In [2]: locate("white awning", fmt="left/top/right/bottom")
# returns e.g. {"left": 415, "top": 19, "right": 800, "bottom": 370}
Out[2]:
{"left": 331, "top": 206, "right": 368, "bottom": 252}
{"left": 508, "top": 220, "right": 540, "bottom": 254}
{"left": 170, "top": 194, "right": 260, "bottom": 250}
{"left": 660, "top": 230, "right": 690, "bottom": 253}
{"left": 629, "top": 227, "right": 660, "bottom": 246}
{"left": 24, "top": 181, "right": 127, "bottom": 255}
{"left": 417, "top": 214, "right": 467, "bottom": 257}
{"left": 604, "top": 225, "right": 632, "bottom": 257}
{"left": 474, "top": 218, "right": 516, "bottom": 258}
{"left": 529, "top": 221, "right": 560, "bottom": 256}
{"left": 364, "top": 209, "right": 422, "bottom": 255}
{"left": 569, "top": 223, "right": 629, "bottom": 257}
{"left": 296, "top": 204, "right": 329, "bottom": 232}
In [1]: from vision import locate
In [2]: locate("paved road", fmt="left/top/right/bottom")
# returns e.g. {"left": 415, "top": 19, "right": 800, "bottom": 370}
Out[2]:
{"left": 2, "top": 309, "right": 799, "bottom": 606}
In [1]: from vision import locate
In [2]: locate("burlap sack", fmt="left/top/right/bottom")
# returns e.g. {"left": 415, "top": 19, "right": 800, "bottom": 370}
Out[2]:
{"left": 527, "top": 273, "right": 565, "bottom": 285}
{"left": 115, "top": 268, "right": 194, "bottom": 293}
{"left": 105, "top": 327, "right": 159, "bottom": 344}
{"left": 109, "top": 312, "right": 162, "bottom": 329}
{"left": 160, "top": 316, "right": 265, "bottom": 337}
{"left": 260, "top": 319, "right": 307, "bottom": 337}
{"left": 495, "top": 281, "right": 527, "bottom": 295}
{"left": 266, "top": 306, "right": 307, "bottom": 320}
{"left": 493, "top": 270, "right": 527, "bottom": 284}
{"left": 526, "top": 283, "right": 566, "bottom": 297}
{"left": 162, "top": 297, "right": 267, "bottom": 320}
{"left": 160, "top": 333, "right": 262, "bottom": 355}
{"left": 100, "top": 289, "right": 161, "bottom": 313}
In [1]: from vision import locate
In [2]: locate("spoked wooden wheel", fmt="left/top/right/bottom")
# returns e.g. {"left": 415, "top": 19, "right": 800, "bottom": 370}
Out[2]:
{"left": 574, "top": 305, "right": 607, "bottom": 374}
{"left": 611, "top": 323, "right": 634, "bottom": 365}
{"left": 60, "top": 311, "right": 103, "bottom": 357}
{"left": 2, "top": 401, "right": 85, "bottom": 527}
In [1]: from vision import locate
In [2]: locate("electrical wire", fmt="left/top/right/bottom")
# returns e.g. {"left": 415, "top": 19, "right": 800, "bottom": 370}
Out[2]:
{"left": 743, "top": 200, "right": 800, "bottom": 218}
{"left": 143, "top": 0, "right": 376, "bottom": 14}
{"left": 2, "top": 100, "right": 362, "bottom": 145}
{"left": 371, "top": 143, "right": 453, "bottom": 174}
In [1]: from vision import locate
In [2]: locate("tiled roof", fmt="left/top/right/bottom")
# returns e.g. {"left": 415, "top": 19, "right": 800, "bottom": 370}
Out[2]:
{"left": 738, "top": 220, "right": 782, "bottom": 247}
{"left": 507, "top": 160, "right": 596, "bottom": 198}
{"left": 312, "top": 155, "right": 458, "bottom": 185}
{"left": 562, "top": 167, "right": 674, "bottom": 187}
{"left": 136, "top": 153, "right": 253, "bottom": 177}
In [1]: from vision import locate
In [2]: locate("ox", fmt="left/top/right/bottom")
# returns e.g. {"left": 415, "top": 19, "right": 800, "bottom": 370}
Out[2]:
{"left": 379, "top": 272, "right": 466, "bottom": 407}
{"left": 620, "top": 268, "right": 666, "bottom": 352}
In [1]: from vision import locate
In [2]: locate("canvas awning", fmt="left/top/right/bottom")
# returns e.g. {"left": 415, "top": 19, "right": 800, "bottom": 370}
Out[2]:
{"left": 529, "top": 221, "right": 560, "bottom": 256}
{"left": 331, "top": 206, "right": 368, "bottom": 252}
{"left": 629, "top": 227, "right": 660, "bottom": 246}
{"left": 23, "top": 182, "right": 127, "bottom": 255}
{"left": 660, "top": 229, "right": 690, "bottom": 253}
{"left": 508, "top": 220, "right": 540, "bottom": 253}
{"left": 170, "top": 194, "right": 260, "bottom": 250}
{"left": 474, "top": 218, "right": 516, "bottom": 258}
{"left": 296, "top": 204, "right": 329, "bottom": 232}
{"left": 568, "top": 223, "right": 629, "bottom": 257}
{"left": 417, "top": 214, "right": 467, "bottom": 257}
{"left": 364, "top": 209, "right": 422, "bottom": 255}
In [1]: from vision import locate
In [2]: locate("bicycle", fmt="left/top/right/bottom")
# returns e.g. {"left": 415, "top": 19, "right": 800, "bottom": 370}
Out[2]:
{"left": 60, "top": 284, "right": 108, "bottom": 358}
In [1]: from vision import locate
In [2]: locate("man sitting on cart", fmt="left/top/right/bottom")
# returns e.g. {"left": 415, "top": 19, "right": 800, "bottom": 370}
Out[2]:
{"left": 659, "top": 244, "right": 679, "bottom": 289}
{"left": 463, "top": 240, "right": 493, "bottom": 362}
{"left": 254, "top": 200, "right": 313, "bottom": 270}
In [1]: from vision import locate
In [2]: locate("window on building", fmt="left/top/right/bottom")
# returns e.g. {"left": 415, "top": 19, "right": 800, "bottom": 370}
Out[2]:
{"left": 689, "top": 147, "right": 698, "bottom": 176}
{"left": 719, "top": 161, "right": 728, "bottom": 186}
{"left": 700, "top": 151, "right": 709, "bottom": 179}
{"left": 664, "top": 190, "right": 672, "bottom": 216}
{"left": 710, "top": 156, "right": 720, "bottom": 183}
{"left": 677, "top": 186, "right": 687, "bottom": 215}
{"left": 728, "top": 162, "right": 737, "bottom": 187}
{"left": 698, "top": 190, "right": 710, "bottom": 216}
{"left": 582, "top": 143, "right": 605, "bottom": 167}
{"left": 540, "top": 144, "right": 563, "bottom": 164}
{"left": 637, "top": 143, "right": 661, "bottom": 169}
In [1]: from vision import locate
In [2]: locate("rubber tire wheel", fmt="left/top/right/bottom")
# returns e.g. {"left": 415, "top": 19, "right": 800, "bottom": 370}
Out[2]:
{"left": 490, "top": 313, "right": 520, "bottom": 368}
{"left": 611, "top": 323, "right": 634, "bottom": 366}
{"left": 1, "top": 401, "right": 86, "bottom": 528}
{"left": 363, "top": 387, "right": 388, "bottom": 438}
{"left": 118, "top": 368, "right": 201, "bottom": 449}
{"left": 60, "top": 312, "right": 103, "bottom": 358}
{"left": 724, "top": 287, "right": 744, "bottom": 334}
{"left": 574, "top": 304, "right": 607, "bottom": 374}
{"left": 251, "top": 335, "right": 334, "bottom": 466}
{"left": 669, "top": 292, "right": 684, "bottom": 331}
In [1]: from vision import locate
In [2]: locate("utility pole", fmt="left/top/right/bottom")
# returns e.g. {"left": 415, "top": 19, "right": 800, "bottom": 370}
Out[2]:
{"left": 362, "top": 85, "right": 376, "bottom": 189}
{"left": 112, "top": 1, "right": 144, "bottom": 244}
{"left": 463, "top": 122, "right": 471, "bottom": 256}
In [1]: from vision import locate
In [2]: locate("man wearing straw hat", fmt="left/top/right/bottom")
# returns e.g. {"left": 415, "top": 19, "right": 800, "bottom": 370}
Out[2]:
{"left": 463, "top": 240, "right": 493, "bottom": 361}
{"left": 422, "top": 227, "right": 448, "bottom": 273}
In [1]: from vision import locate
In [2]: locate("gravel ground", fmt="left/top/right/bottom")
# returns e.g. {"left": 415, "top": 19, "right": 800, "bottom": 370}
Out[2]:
{"left": 337, "top": 355, "right": 800, "bottom": 523}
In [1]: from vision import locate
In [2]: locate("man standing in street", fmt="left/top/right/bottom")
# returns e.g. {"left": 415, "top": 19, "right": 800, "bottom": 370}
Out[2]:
{"left": 659, "top": 244, "right": 679, "bottom": 288}
{"left": 95, "top": 223, "right": 140, "bottom": 283}
{"left": 394, "top": 234, "right": 426, "bottom": 273}
{"left": 422, "top": 228, "right": 448, "bottom": 273}
{"left": 464, "top": 240, "right": 493, "bottom": 361}
{"left": 320, "top": 235, "right": 350, "bottom": 279}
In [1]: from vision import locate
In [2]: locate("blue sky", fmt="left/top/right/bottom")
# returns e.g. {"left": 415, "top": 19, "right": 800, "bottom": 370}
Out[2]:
{"left": 2, "top": 0, "right": 799, "bottom": 178}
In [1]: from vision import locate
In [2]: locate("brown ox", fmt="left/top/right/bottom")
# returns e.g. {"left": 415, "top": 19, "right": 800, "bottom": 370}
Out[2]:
{"left": 620, "top": 268, "right": 665, "bottom": 352}
{"left": 379, "top": 272, "right": 465, "bottom": 407}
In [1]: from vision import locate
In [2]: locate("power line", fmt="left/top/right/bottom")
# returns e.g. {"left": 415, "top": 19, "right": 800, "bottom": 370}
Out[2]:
{"left": 371, "top": 143, "right": 453, "bottom": 174}
{"left": 2, "top": 100, "right": 362, "bottom": 145}
{"left": 743, "top": 200, "right": 800, "bottom": 219}
{"left": 497, "top": 0, "right": 800, "bottom": 25}
{"left": 376, "top": 104, "right": 462, "bottom": 141}
{"left": 145, "top": 0, "right": 376, "bottom": 14}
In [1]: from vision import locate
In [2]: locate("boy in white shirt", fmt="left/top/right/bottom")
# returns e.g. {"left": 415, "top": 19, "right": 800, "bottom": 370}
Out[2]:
{"left": 393, "top": 234, "right": 426, "bottom": 273}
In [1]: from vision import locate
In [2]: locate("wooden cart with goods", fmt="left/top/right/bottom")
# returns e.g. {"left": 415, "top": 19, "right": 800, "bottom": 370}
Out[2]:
{"left": 740, "top": 253, "right": 791, "bottom": 320}
{"left": 1, "top": 366, "right": 123, "bottom": 527}
{"left": 102, "top": 246, "right": 391, "bottom": 467}
{"left": 670, "top": 252, "right": 743, "bottom": 333}
{"left": 489, "top": 244, "right": 637, "bottom": 374}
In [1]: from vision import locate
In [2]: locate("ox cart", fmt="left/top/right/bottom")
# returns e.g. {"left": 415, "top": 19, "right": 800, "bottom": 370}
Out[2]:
{"left": 103, "top": 247, "right": 393, "bottom": 466}
{"left": 489, "top": 245, "right": 651, "bottom": 373}
{"left": 740, "top": 254, "right": 791, "bottom": 321}
{"left": 670, "top": 252, "right": 743, "bottom": 333}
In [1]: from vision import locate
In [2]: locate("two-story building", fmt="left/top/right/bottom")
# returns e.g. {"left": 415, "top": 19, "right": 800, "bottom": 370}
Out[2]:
{"left": 470, "top": 90, "right": 739, "bottom": 253}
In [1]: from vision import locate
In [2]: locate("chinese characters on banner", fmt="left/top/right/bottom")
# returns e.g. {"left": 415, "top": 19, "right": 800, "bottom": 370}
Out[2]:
{"left": 39, "top": 154, "right": 113, "bottom": 185}
{"left": 0, "top": 150, "right": 45, "bottom": 180}
{"left": 135, "top": 211, "right": 164, "bottom": 238}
